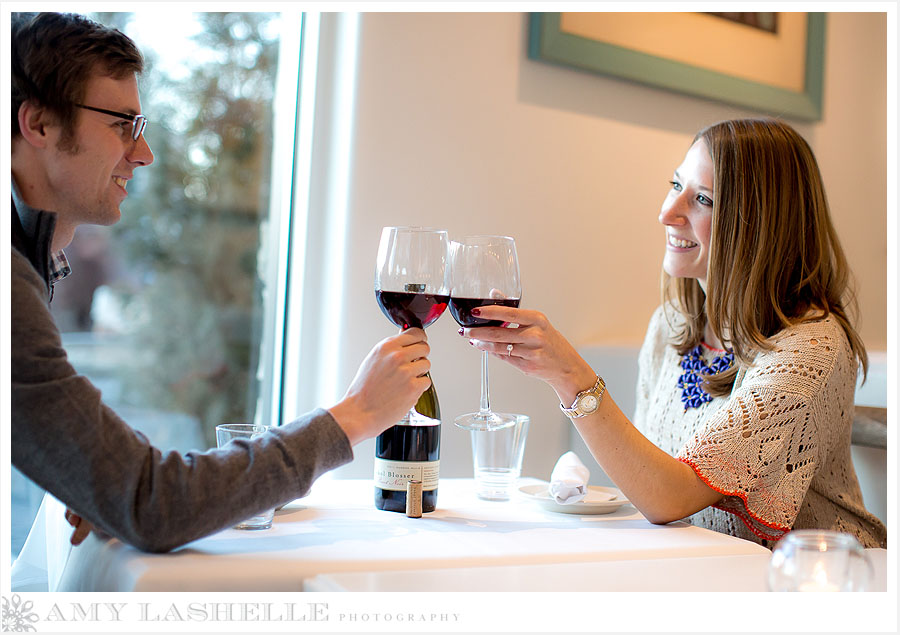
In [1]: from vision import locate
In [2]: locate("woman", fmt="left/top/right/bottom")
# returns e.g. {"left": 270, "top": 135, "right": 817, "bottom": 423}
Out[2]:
{"left": 462, "top": 119, "right": 886, "bottom": 548}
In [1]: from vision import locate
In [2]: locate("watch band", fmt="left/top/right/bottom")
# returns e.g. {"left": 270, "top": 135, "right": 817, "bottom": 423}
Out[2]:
{"left": 560, "top": 375, "right": 606, "bottom": 419}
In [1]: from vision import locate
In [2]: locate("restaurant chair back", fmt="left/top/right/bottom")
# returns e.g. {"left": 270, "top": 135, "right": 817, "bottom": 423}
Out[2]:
{"left": 850, "top": 405, "right": 887, "bottom": 527}
{"left": 851, "top": 406, "right": 887, "bottom": 449}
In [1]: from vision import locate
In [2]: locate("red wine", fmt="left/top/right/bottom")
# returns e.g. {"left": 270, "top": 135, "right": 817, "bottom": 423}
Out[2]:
{"left": 449, "top": 297, "right": 521, "bottom": 327}
{"left": 375, "top": 290, "right": 449, "bottom": 330}
{"left": 374, "top": 382, "right": 441, "bottom": 513}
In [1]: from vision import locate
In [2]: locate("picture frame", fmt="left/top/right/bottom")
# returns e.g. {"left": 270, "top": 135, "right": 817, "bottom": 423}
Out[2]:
{"left": 527, "top": 12, "right": 826, "bottom": 121}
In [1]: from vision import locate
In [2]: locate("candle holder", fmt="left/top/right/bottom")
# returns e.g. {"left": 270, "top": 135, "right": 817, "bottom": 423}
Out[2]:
{"left": 768, "top": 530, "right": 872, "bottom": 592}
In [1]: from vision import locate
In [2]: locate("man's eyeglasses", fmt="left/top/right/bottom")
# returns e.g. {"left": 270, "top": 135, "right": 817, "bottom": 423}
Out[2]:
{"left": 76, "top": 104, "right": 148, "bottom": 141}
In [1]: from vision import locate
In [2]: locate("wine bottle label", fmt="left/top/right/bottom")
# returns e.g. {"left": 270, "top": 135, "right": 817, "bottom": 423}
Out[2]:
{"left": 374, "top": 458, "right": 439, "bottom": 491}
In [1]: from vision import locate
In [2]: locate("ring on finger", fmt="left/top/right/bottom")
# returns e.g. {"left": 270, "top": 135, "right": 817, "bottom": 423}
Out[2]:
{"left": 507, "top": 344, "right": 514, "bottom": 356}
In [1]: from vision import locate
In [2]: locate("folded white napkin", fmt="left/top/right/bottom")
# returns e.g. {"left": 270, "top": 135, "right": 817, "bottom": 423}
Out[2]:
{"left": 548, "top": 451, "right": 590, "bottom": 504}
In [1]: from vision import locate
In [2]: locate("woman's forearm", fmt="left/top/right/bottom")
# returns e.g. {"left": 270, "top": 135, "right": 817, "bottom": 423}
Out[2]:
{"left": 566, "top": 389, "right": 723, "bottom": 524}
{"left": 460, "top": 304, "right": 723, "bottom": 523}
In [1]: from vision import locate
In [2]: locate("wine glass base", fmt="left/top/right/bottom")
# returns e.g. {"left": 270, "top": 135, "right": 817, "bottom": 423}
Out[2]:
{"left": 453, "top": 412, "right": 517, "bottom": 432}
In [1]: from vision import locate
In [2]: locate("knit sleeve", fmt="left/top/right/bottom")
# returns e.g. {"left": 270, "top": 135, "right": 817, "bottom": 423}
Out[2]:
{"left": 675, "top": 319, "right": 851, "bottom": 541}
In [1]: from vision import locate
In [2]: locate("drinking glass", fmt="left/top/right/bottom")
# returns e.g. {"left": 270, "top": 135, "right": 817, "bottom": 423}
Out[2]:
{"left": 471, "top": 413, "right": 529, "bottom": 500}
{"left": 768, "top": 530, "right": 873, "bottom": 591}
{"left": 374, "top": 226, "right": 449, "bottom": 425}
{"left": 214, "top": 423, "right": 275, "bottom": 530}
{"left": 449, "top": 235, "right": 521, "bottom": 431}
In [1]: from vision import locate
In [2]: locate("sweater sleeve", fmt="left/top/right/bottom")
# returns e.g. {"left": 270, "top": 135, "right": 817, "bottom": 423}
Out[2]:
{"left": 11, "top": 249, "right": 354, "bottom": 552}
{"left": 675, "top": 318, "right": 851, "bottom": 541}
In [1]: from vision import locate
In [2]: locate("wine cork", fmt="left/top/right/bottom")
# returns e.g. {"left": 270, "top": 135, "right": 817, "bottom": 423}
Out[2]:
{"left": 406, "top": 480, "right": 423, "bottom": 517}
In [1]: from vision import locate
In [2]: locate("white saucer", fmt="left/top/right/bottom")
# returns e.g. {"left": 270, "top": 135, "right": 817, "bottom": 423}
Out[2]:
{"left": 519, "top": 483, "right": 631, "bottom": 515}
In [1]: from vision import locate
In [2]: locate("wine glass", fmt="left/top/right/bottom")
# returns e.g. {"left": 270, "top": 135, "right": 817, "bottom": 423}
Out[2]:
{"left": 374, "top": 226, "right": 449, "bottom": 425}
{"left": 449, "top": 235, "right": 521, "bottom": 431}
{"left": 768, "top": 530, "right": 873, "bottom": 591}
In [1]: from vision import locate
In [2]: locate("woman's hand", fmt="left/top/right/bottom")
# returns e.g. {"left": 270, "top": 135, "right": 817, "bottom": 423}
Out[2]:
{"left": 458, "top": 305, "right": 596, "bottom": 403}
{"left": 461, "top": 306, "right": 725, "bottom": 524}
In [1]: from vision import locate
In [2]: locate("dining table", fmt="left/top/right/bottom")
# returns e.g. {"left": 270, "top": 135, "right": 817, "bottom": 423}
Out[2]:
{"left": 29, "top": 476, "right": 882, "bottom": 594}
{"left": 12, "top": 477, "right": 891, "bottom": 633}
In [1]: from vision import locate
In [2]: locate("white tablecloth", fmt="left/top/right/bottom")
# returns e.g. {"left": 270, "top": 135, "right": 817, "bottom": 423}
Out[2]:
{"left": 10, "top": 494, "right": 73, "bottom": 592}
{"left": 304, "top": 549, "right": 889, "bottom": 592}
{"left": 50, "top": 478, "right": 771, "bottom": 592}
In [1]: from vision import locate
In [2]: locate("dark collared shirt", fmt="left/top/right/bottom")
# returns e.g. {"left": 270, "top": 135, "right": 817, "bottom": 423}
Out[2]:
{"left": 11, "top": 175, "right": 71, "bottom": 297}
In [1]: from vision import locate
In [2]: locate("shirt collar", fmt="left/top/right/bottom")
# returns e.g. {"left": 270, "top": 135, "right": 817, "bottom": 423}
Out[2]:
{"left": 11, "top": 173, "right": 71, "bottom": 283}
{"left": 49, "top": 250, "right": 72, "bottom": 284}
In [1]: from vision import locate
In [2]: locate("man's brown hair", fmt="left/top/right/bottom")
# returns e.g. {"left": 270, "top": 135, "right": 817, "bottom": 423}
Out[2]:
{"left": 11, "top": 12, "right": 144, "bottom": 147}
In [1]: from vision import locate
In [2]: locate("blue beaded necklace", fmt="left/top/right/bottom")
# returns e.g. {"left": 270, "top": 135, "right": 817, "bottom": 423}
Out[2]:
{"left": 677, "top": 344, "right": 734, "bottom": 410}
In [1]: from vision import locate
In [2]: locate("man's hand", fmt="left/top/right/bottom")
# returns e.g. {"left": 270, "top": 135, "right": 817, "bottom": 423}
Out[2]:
{"left": 65, "top": 508, "right": 95, "bottom": 546}
{"left": 328, "top": 328, "right": 431, "bottom": 445}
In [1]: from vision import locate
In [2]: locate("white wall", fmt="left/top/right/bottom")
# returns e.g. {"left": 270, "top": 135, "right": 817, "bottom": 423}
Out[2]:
{"left": 302, "top": 12, "right": 888, "bottom": 483}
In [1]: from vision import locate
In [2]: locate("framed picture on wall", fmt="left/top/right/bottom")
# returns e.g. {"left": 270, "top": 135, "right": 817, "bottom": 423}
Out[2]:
{"left": 527, "top": 12, "right": 825, "bottom": 121}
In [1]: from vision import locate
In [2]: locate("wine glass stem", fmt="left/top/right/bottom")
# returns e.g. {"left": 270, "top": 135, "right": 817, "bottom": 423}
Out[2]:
{"left": 479, "top": 350, "right": 492, "bottom": 416}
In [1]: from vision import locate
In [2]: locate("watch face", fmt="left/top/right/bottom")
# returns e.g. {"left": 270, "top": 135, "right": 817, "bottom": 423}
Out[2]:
{"left": 579, "top": 395, "right": 599, "bottom": 413}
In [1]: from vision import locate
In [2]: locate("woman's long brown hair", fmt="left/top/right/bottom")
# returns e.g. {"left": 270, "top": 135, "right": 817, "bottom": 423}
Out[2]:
{"left": 663, "top": 118, "right": 867, "bottom": 395}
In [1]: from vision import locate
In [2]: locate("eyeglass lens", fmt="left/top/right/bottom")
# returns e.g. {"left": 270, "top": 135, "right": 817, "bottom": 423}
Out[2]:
{"left": 132, "top": 116, "right": 147, "bottom": 141}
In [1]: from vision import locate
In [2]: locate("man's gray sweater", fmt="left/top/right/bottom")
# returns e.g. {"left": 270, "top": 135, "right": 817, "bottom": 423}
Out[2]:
{"left": 11, "top": 196, "right": 353, "bottom": 552}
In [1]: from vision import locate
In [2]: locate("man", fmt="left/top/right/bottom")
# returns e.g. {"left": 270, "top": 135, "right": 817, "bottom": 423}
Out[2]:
{"left": 10, "top": 12, "right": 430, "bottom": 552}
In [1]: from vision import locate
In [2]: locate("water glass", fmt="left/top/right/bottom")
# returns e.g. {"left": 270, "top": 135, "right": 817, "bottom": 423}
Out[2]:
{"left": 768, "top": 530, "right": 873, "bottom": 591}
{"left": 470, "top": 414, "right": 529, "bottom": 500}
{"left": 215, "top": 423, "right": 275, "bottom": 530}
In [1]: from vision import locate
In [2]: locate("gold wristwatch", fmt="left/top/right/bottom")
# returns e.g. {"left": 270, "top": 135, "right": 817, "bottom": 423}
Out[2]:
{"left": 560, "top": 375, "right": 606, "bottom": 418}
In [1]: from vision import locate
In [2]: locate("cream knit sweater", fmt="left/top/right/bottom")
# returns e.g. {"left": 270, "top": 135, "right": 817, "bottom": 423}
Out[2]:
{"left": 633, "top": 305, "right": 886, "bottom": 548}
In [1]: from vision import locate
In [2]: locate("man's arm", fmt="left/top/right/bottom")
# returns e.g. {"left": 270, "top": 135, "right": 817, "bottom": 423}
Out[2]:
{"left": 12, "top": 249, "right": 427, "bottom": 552}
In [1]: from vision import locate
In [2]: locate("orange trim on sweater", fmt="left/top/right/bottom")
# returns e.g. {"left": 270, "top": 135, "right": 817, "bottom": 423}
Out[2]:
{"left": 678, "top": 456, "right": 790, "bottom": 542}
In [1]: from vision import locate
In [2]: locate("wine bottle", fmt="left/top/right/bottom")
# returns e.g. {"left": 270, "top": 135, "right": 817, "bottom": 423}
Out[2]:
{"left": 374, "top": 377, "right": 441, "bottom": 513}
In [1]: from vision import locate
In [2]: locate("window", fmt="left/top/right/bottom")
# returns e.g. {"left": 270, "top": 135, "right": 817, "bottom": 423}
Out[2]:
{"left": 10, "top": 11, "right": 303, "bottom": 563}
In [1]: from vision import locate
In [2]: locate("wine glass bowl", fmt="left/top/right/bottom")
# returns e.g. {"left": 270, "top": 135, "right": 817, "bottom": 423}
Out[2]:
{"left": 449, "top": 235, "right": 522, "bottom": 432}
{"left": 448, "top": 295, "right": 521, "bottom": 328}
{"left": 374, "top": 226, "right": 449, "bottom": 425}
{"left": 375, "top": 286, "right": 448, "bottom": 330}
{"left": 767, "top": 530, "right": 873, "bottom": 592}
